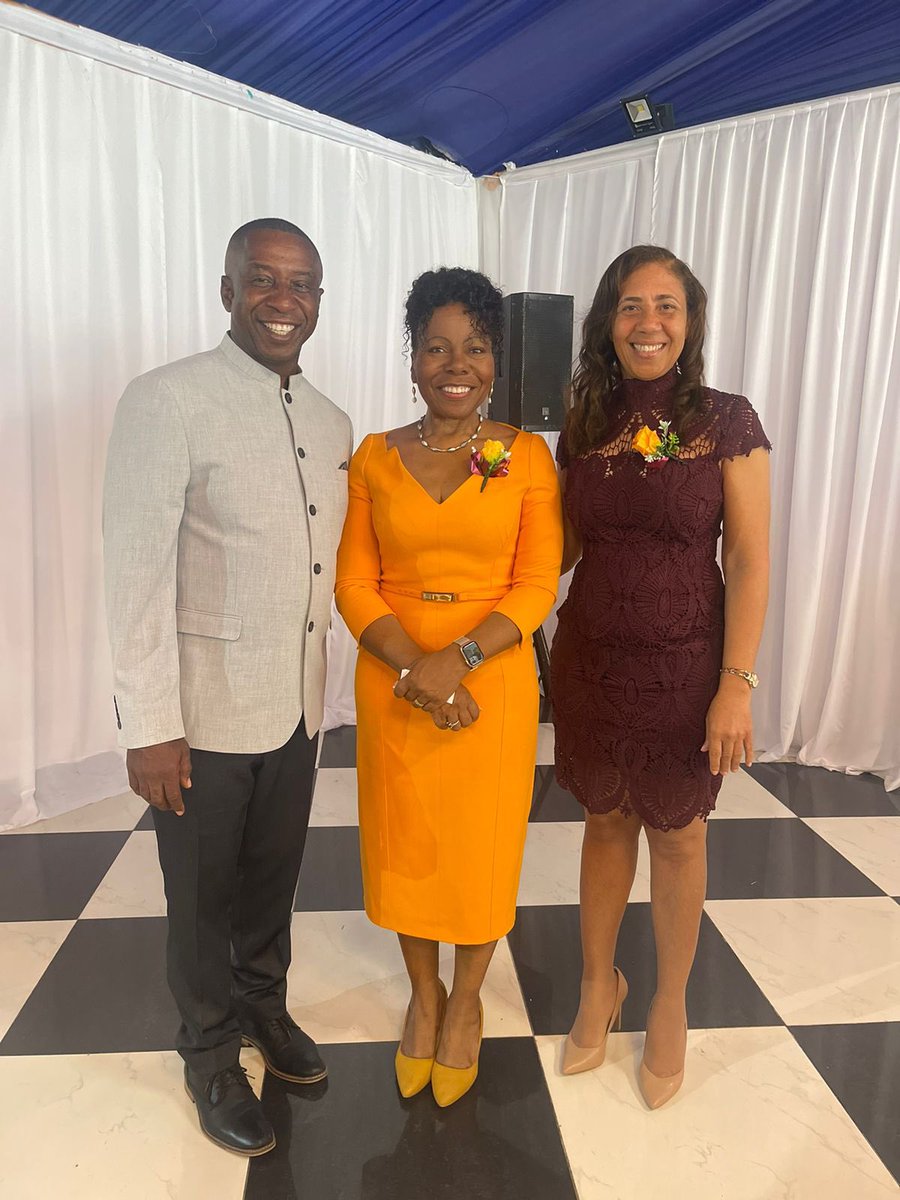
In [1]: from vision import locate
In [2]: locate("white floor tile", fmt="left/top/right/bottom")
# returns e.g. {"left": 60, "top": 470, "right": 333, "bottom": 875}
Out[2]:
{"left": 0, "top": 921, "right": 74, "bottom": 1039}
{"left": 80, "top": 832, "right": 166, "bottom": 919}
{"left": 310, "top": 767, "right": 359, "bottom": 826}
{"left": 4, "top": 791, "right": 146, "bottom": 834}
{"left": 804, "top": 817, "right": 900, "bottom": 896}
{"left": 711, "top": 768, "right": 795, "bottom": 819}
{"left": 707, "top": 896, "right": 900, "bottom": 1024}
{"left": 536, "top": 1026, "right": 898, "bottom": 1199}
{"left": 518, "top": 822, "right": 650, "bottom": 905}
{"left": 286, "top": 911, "right": 531, "bottom": 1044}
{"left": 0, "top": 1048, "right": 264, "bottom": 1199}
{"left": 536, "top": 722, "right": 555, "bottom": 765}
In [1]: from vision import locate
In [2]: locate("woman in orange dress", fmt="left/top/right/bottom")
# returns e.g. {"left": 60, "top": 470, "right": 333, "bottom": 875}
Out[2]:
{"left": 335, "top": 268, "right": 562, "bottom": 1107}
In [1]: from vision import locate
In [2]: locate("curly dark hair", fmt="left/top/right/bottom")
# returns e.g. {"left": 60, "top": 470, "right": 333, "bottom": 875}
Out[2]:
{"left": 404, "top": 267, "right": 504, "bottom": 354}
{"left": 565, "top": 245, "right": 708, "bottom": 458}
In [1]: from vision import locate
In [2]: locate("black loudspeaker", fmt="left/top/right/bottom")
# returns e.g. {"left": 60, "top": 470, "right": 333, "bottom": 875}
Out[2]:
{"left": 491, "top": 292, "right": 574, "bottom": 431}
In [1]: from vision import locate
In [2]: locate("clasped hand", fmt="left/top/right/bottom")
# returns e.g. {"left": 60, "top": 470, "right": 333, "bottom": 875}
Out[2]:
{"left": 393, "top": 647, "right": 480, "bottom": 731}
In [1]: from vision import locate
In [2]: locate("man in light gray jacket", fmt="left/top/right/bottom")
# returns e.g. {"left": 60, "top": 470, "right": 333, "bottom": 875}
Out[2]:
{"left": 103, "top": 218, "right": 351, "bottom": 1156}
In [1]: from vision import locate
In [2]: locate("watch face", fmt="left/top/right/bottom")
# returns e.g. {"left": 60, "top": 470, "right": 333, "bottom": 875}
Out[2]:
{"left": 462, "top": 642, "right": 482, "bottom": 667}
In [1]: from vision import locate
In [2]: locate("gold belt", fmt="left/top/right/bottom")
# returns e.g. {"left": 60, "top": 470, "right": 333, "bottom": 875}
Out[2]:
{"left": 381, "top": 586, "right": 507, "bottom": 604}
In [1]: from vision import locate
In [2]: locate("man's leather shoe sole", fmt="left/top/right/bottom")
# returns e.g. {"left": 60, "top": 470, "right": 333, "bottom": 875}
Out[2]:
{"left": 241, "top": 1034, "right": 328, "bottom": 1084}
{"left": 183, "top": 1081, "right": 276, "bottom": 1156}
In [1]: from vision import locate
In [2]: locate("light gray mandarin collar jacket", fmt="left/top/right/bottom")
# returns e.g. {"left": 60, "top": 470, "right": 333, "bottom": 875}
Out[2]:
{"left": 103, "top": 334, "right": 353, "bottom": 753}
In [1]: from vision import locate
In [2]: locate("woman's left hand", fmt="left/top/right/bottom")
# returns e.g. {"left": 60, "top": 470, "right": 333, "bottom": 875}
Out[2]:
{"left": 393, "top": 647, "right": 467, "bottom": 713}
{"left": 702, "top": 677, "right": 753, "bottom": 774}
{"left": 430, "top": 683, "right": 480, "bottom": 732}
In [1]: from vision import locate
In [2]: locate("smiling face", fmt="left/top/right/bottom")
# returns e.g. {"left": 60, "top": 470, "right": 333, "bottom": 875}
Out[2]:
{"left": 612, "top": 262, "right": 687, "bottom": 380}
{"left": 220, "top": 229, "right": 323, "bottom": 376}
{"left": 411, "top": 303, "right": 495, "bottom": 420}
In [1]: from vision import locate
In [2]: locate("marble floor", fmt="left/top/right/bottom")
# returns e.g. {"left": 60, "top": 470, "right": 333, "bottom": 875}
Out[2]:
{"left": 1, "top": 729, "right": 899, "bottom": 1199}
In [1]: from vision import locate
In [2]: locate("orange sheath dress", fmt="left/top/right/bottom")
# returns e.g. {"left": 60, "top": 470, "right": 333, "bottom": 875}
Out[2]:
{"left": 335, "top": 431, "right": 562, "bottom": 944}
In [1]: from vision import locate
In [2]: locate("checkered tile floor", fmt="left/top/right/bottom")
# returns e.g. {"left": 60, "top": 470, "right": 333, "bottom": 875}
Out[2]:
{"left": 1, "top": 727, "right": 899, "bottom": 1199}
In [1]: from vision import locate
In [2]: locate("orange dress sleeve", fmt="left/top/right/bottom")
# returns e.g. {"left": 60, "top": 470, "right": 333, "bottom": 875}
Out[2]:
{"left": 491, "top": 433, "right": 563, "bottom": 638}
{"left": 334, "top": 435, "right": 395, "bottom": 641}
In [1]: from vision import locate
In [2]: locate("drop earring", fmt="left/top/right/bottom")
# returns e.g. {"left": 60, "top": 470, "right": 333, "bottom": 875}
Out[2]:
{"left": 411, "top": 381, "right": 418, "bottom": 404}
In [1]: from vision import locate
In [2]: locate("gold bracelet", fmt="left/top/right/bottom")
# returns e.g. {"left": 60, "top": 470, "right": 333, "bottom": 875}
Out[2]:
{"left": 720, "top": 668, "right": 759, "bottom": 689}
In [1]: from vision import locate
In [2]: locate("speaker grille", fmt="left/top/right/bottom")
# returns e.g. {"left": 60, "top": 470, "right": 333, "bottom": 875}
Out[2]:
{"left": 492, "top": 292, "right": 573, "bottom": 431}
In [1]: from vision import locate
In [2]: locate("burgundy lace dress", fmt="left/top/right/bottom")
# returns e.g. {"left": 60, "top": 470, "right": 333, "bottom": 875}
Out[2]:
{"left": 551, "top": 368, "right": 771, "bottom": 830}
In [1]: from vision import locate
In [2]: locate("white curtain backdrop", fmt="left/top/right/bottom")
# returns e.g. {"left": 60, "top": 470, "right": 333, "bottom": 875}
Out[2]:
{"left": 3, "top": 7, "right": 897, "bottom": 829}
{"left": 0, "top": 7, "right": 478, "bottom": 828}
{"left": 498, "top": 85, "right": 900, "bottom": 790}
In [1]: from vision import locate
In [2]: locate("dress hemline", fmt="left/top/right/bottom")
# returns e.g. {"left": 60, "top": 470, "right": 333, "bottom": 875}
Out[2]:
{"left": 555, "top": 765, "right": 717, "bottom": 832}
{"left": 363, "top": 903, "right": 515, "bottom": 946}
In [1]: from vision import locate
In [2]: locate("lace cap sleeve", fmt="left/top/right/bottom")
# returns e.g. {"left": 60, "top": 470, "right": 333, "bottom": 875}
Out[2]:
{"left": 718, "top": 395, "right": 772, "bottom": 462}
{"left": 556, "top": 427, "right": 570, "bottom": 469}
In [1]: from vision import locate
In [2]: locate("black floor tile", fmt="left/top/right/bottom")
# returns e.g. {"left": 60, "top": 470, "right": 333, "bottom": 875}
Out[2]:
{"left": 319, "top": 725, "right": 357, "bottom": 768}
{"left": 746, "top": 762, "right": 899, "bottom": 817}
{"left": 0, "top": 832, "right": 130, "bottom": 920}
{"left": 706, "top": 817, "right": 884, "bottom": 899}
{"left": 135, "top": 807, "right": 155, "bottom": 831}
{"left": 294, "top": 826, "right": 364, "bottom": 911}
{"left": 246, "top": 1039, "right": 577, "bottom": 1200}
{"left": 791, "top": 1022, "right": 900, "bottom": 1185}
{"left": 0, "top": 917, "right": 178, "bottom": 1055}
{"left": 506, "top": 902, "right": 780, "bottom": 1037}
{"left": 530, "top": 767, "right": 584, "bottom": 823}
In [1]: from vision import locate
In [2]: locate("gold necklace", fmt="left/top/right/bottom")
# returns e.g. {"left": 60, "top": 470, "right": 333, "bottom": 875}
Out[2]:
{"left": 417, "top": 416, "right": 482, "bottom": 453}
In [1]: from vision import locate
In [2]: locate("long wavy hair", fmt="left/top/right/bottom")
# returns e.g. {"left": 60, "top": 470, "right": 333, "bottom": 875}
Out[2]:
{"left": 565, "top": 245, "right": 708, "bottom": 457}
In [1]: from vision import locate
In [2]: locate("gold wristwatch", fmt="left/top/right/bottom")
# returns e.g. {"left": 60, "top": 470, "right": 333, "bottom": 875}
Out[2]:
{"left": 720, "top": 668, "right": 759, "bottom": 688}
{"left": 454, "top": 636, "right": 485, "bottom": 670}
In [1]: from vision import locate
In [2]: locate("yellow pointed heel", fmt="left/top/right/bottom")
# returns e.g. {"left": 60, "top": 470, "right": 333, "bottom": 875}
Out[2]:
{"left": 431, "top": 1001, "right": 483, "bottom": 1108}
{"left": 395, "top": 980, "right": 447, "bottom": 1099}
{"left": 561, "top": 967, "right": 628, "bottom": 1076}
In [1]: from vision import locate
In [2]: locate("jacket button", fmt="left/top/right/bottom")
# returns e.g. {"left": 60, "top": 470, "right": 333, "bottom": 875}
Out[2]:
{"left": 309, "top": 504, "right": 316, "bottom": 515}
{"left": 313, "top": 563, "right": 322, "bottom": 574}
{"left": 308, "top": 621, "right": 315, "bottom": 633}
{"left": 284, "top": 392, "right": 293, "bottom": 404}
{"left": 297, "top": 447, "right": 306, "bottom": 458}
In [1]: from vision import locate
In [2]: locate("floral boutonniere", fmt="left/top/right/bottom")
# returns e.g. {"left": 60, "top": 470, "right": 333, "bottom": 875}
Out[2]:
{"left": 632, "top": 420, "right": 680, "bottom": 471}
{"left": 470, "top": 439, "right": 512, "bottom": 492}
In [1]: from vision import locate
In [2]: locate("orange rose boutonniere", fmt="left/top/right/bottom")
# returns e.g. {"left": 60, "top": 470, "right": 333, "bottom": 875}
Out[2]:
{"left": 632, "top": 420, "right": 680, "bottom": 471}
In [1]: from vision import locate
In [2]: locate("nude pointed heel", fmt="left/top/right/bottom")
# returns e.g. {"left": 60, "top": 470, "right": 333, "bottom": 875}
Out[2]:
{"left": 638, "top": 1057, "right": 685, "bottom": 1109}
{"left": 639, "top": 1007, "right": 687, "bottom": 1110}
{"left": 561, "top": 967, "right": 628, "bottom": 1076}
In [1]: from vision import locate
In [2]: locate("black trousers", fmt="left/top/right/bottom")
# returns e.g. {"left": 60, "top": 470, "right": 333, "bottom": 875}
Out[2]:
{"left": 152, "top": 718, "right": 318, "bottom": 1077}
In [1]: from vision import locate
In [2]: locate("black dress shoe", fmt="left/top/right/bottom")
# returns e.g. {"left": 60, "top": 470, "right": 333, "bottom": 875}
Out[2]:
{"left": 184, "top": 1064, "right": 275, "bottom": 1156}
{"left": 240, "top": 1011, "right": 328, "bottom": 1084}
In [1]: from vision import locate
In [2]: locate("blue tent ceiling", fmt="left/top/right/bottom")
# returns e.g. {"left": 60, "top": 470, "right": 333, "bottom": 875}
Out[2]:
{"left": 25, "top": 0, "right": 900, "bottom": 173}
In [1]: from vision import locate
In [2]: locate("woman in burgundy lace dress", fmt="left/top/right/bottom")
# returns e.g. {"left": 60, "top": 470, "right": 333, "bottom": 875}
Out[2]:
{"left": 550, "top": 245, "right": 771, "bottom": 1107}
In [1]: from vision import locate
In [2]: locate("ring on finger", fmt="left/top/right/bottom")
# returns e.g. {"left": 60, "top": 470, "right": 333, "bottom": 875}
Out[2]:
{"left": 412, "top": 698, "right": 426, "bottom": 709}
{"left": 448, "top": 720, "right": 461, "bottom": 730}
